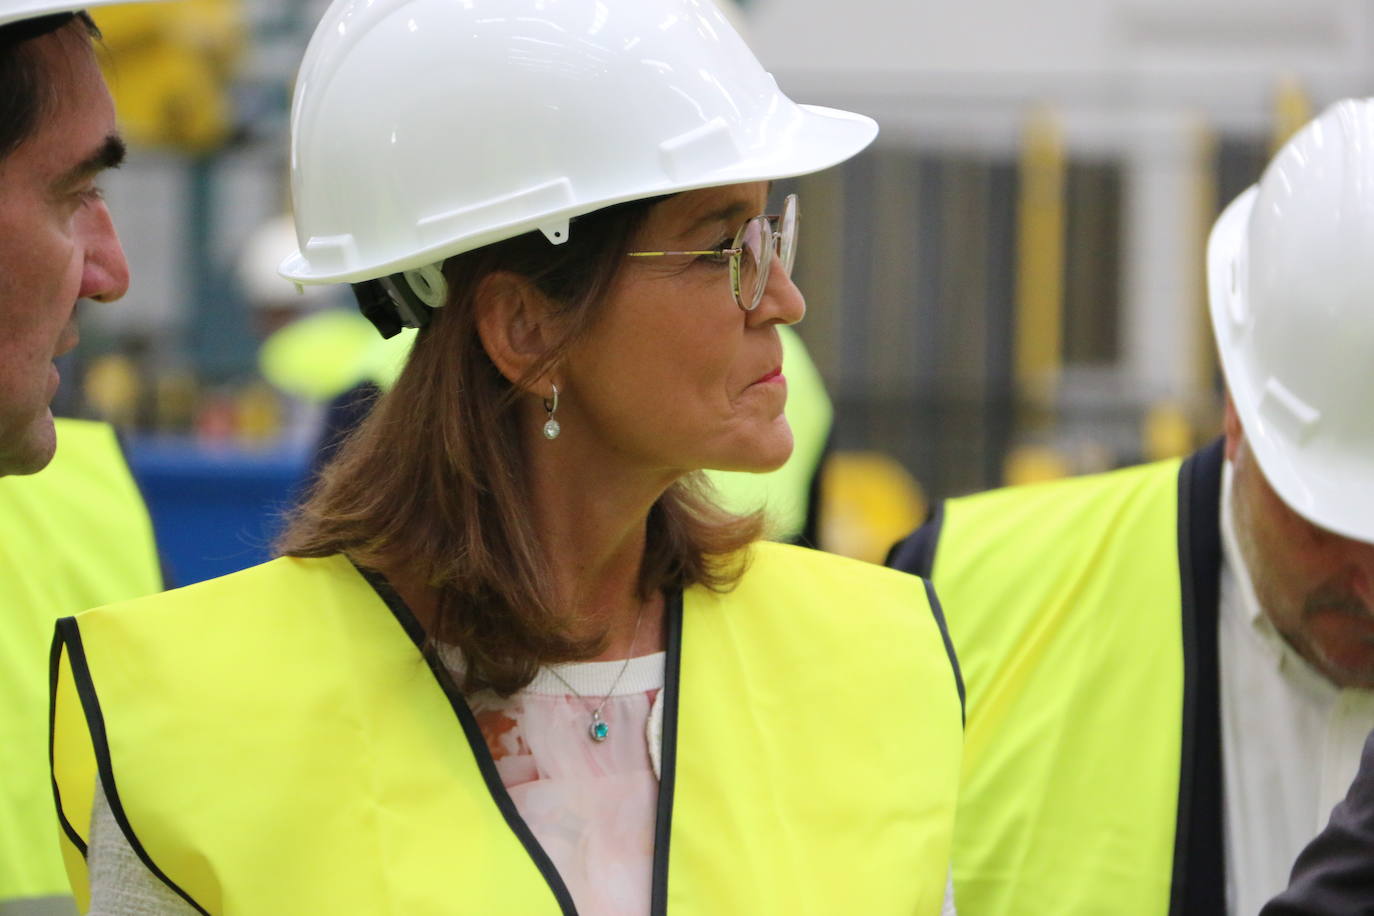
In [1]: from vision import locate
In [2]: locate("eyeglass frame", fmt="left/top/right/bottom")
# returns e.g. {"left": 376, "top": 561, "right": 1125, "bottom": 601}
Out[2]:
{"left": 625, "top": 193, "right": 799, "bottom": 311}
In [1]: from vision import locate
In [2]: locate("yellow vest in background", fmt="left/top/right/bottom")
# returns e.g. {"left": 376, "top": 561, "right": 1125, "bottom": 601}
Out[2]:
{"left": 890, "top": 449, "right": 1227, "bottom": 915}
{"left": 1, "top": 419, "right": 162, "bottom": 913}
{"left": 258, "top": 309, "right": 413, "bottom": 404}
{"left": 53, "top": 542, "right": 961, "bottom": 914}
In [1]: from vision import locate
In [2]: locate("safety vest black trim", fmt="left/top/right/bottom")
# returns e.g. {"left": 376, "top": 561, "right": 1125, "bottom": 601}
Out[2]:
{"left": 48, "top": 631, "right": 86, "bottom": 860}
{"left": 1169, "top": 438, "right": 1226, "bottom": 916}
{"left": 884, "top": 507, "right": 964, "bottom": 724}
{"left": 50, "top": 619, "right": 212, "bottom": 916}
{"left": 923, "top": 578, "right": 966, "bottom": 725}
{"left": 648, "top": 591, "right": 684, "bottom": 916}
{"left": 884, "top": 500, "right": 945, "bottom": 576}
{"left": 354, "top": 565, "right": 580, "bottom": 915}
{"left": 887, "top": 440, "right": 1228, "bottom": 914}
{"left": 356, "top": 564, "right": 688, "bottom": 916}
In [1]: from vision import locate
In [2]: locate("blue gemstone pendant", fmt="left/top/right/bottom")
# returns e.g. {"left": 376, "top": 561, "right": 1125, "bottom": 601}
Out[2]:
{"left": 589, "top": 712, "right": 609, "bottom": 742}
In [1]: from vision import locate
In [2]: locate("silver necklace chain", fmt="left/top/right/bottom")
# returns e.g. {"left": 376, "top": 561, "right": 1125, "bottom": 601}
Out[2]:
{"left": 544, "top": 601, "right": 648, "bottom": 743}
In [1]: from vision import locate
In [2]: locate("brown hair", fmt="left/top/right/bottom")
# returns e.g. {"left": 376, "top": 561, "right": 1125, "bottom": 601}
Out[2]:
{"left": 279, "top": 198, "right": 762, "bottom": 695}
{"left": 0, "top": 13, "right": 98, "bottom": 161}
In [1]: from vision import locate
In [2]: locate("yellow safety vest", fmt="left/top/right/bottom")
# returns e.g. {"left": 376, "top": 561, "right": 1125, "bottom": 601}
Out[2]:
{"left": 0, "top": 419, "right": 162, "bottom": 915}
{"left": 887, "top": 441, "right": 1226, "bottom": 915}
{"left": 52, "top": 541, "right": 962, "bottom": 915}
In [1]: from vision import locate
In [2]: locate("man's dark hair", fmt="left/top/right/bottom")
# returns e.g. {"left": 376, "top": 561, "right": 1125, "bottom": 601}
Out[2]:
{"left": 0, "top": 12, "right": 100, "bottom": 161}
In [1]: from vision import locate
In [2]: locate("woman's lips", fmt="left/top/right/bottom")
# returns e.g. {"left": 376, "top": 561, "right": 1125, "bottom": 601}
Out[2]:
{"left": 754, "top": 368, "right": 783, "bottom": 385}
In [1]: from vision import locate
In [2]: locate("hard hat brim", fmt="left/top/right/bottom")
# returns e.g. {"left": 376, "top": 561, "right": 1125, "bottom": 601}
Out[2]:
{"left": 0, "top": 0, "right": 178, "bottom": 29}
{"left": 279, "top": 103, "right": 879, "bottom": 286}
{"left": 1208, "top": 184, "right": 1374, "bottom": 545}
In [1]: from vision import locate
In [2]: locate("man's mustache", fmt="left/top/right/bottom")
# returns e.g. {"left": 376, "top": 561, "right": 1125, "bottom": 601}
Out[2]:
{"left": 1303, "top": 583, "right": 1374, "bottom": 625}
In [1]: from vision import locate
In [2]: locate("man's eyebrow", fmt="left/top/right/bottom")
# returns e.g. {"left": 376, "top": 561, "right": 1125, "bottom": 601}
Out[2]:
{"left": 55, "top": 134, "right": 126, "bottom": 188}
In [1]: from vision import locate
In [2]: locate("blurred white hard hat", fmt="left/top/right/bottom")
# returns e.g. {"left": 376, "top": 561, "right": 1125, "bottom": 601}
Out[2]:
{"left": 0, "top": 0, "right": 176, "bottom": 29}
{"left": 1207, "top": 97, "right": 1374, "bottom": 543}
{"left": 238, "top": 214, "right": 331, "bottom": 308}
{"left": 280, "top": 0, "right": 877, "bottom": 286}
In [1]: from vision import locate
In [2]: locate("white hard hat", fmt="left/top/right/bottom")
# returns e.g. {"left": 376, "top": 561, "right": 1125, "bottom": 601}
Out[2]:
{"left": 0, "top": 0, "right": 175, "bottom": 29}
{"left": 1207, "top": 97, "right": 1374, "bottom": 543}
{"left": 280, "top": 0, "right": 878, "bottom": 287}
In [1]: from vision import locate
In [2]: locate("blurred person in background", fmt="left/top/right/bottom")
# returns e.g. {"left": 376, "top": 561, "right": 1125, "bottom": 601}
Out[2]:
{"left": 0, "top": 2, "right": 169, "bottom": 913}
{"left": 237, "top": 211, "right": 367, "bottom": 452}
{"left": 889, "top": 98, "right": 1374, "bottom": 915}
{"left": 49, "top": 1, "right": 963, "bottom": 913}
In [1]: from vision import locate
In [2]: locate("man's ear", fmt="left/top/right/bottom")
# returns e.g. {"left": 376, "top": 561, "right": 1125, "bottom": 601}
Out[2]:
{"left": 1223, "top": 392, "right": 1244, "bottom": 462}
{"left": 474, "top": 271, "right": 560, "bottom": 392}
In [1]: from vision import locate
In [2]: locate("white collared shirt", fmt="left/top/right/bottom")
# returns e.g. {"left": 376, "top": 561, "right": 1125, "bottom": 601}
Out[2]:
{"left": 1218, "top": 461, "right": 1374, "bottom": 915}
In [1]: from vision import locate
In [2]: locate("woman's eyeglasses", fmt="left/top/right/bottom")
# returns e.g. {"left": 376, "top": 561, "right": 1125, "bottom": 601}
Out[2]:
{"left": 626, "top": 193, "right": 799, "bottom": 311}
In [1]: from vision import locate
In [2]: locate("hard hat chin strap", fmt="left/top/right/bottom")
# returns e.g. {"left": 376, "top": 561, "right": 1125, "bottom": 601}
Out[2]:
{"left": 350, "top": 262, "right": 448, "bottom": 339}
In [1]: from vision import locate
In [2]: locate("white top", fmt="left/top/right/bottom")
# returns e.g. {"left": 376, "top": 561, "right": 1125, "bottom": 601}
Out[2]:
{"left": 1218, "top": 461, "right": 1374, "bottom": 915}
{"left": 457, "top": 651, "right": 668, "bottom": 914}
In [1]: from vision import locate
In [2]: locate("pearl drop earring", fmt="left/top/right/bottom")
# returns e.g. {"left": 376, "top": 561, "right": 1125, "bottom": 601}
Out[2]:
{"left": 543, "top": 384, "right": 561, "bottom": 440}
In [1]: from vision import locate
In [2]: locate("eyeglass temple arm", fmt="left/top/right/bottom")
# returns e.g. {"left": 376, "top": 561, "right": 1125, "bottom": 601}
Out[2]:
{"left": 626, "top": 248, "right": 742, "bottom": 258}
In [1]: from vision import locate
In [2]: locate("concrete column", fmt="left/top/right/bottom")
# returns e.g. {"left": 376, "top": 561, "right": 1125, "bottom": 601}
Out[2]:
{"left": 1119, "top": 112, "right": 1210, "bottom": 407}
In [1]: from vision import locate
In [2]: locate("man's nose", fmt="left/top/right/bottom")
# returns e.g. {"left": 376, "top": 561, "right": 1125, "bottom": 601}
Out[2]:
{"left": 79, "top": 200, "right": 130, "bottom": 303}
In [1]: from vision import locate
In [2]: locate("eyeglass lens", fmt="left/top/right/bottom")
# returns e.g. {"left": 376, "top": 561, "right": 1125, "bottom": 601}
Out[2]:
{"left": 735, "top": 194, "right": 799, "bottom": 311}
{"left": 736, "top": 217, "right": 771, "bottom": 310}
{"left": 778, "top": 195, "right": 798, "bottom": 276}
